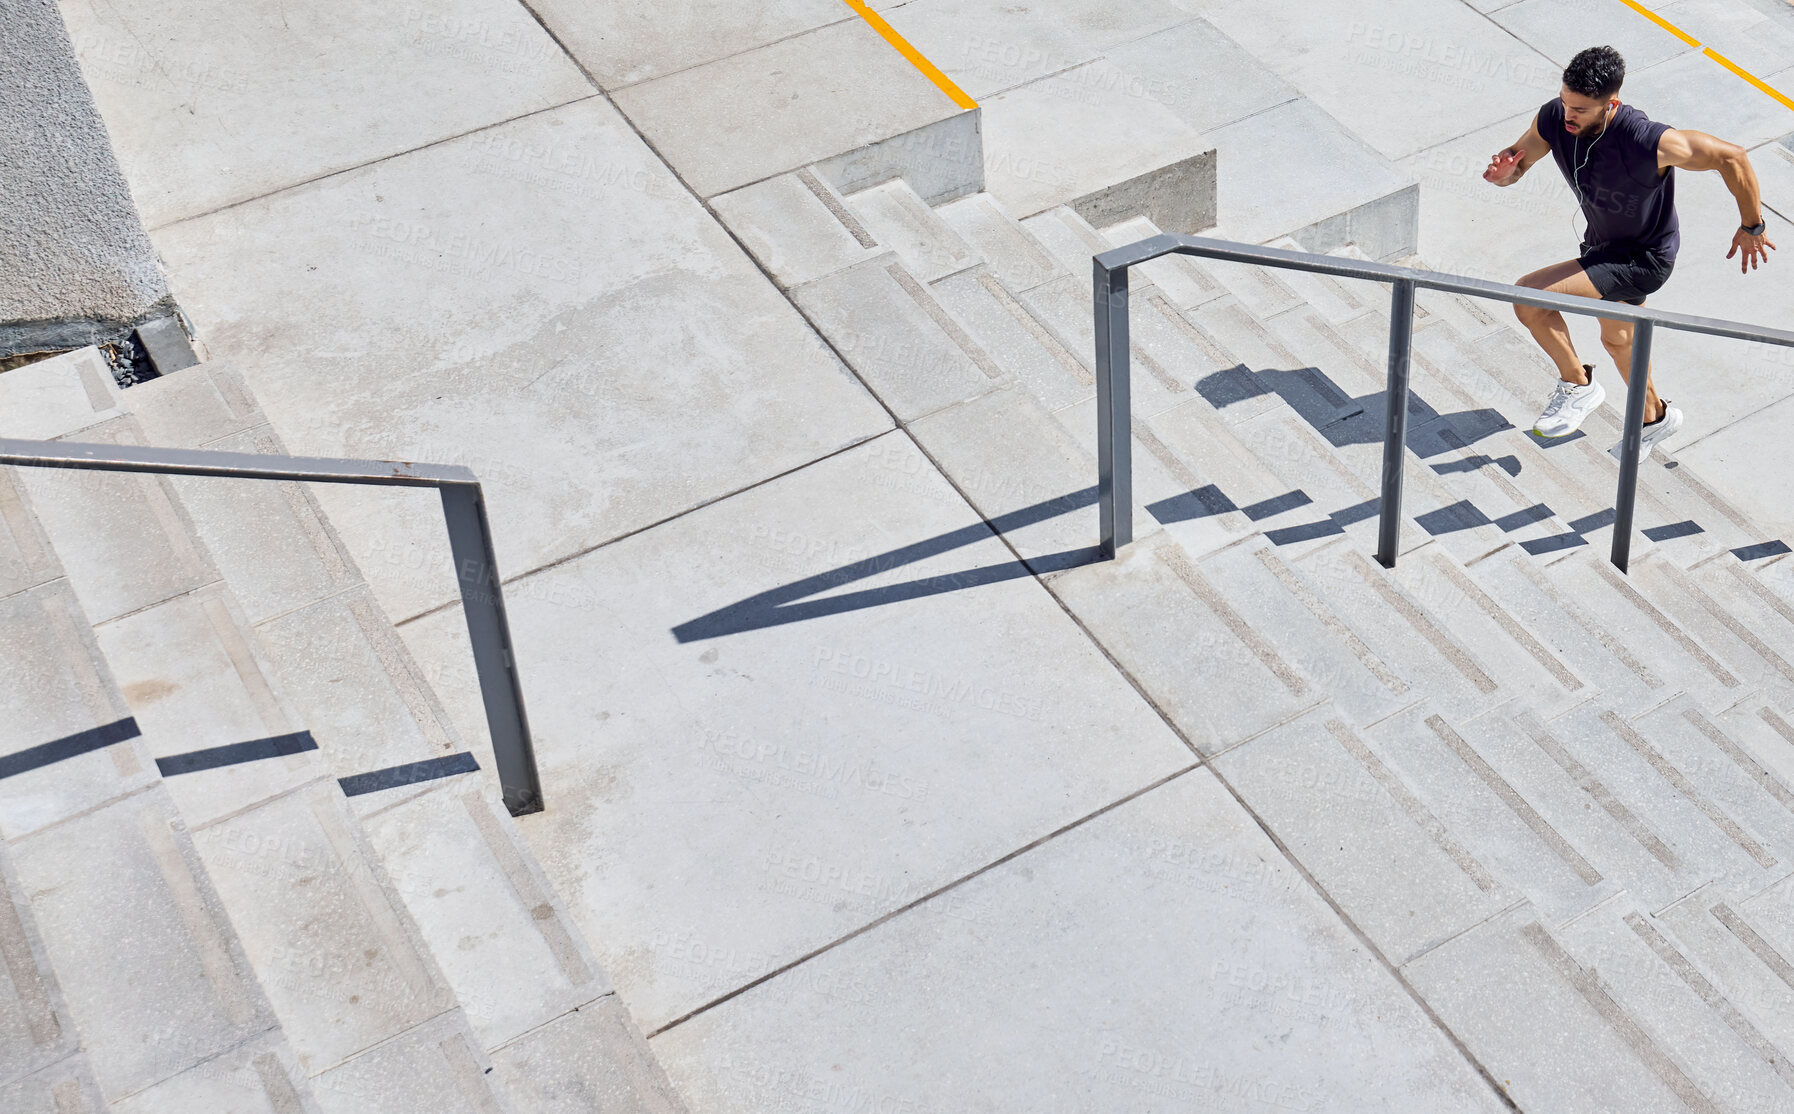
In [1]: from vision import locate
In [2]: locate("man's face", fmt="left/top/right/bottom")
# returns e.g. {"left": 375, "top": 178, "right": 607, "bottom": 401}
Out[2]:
{"left": 1560, "top": 86, "right": 1615, "bottom": 135}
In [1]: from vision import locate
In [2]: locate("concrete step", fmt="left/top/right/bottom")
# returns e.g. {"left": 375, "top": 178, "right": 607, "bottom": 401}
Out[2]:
{"left": 1404, "top": 904, "right": 1731, "bottom": 1113}
{"left": 789, "top": 251, "right": 1000, "bottom": 422}
{"left": 927, "top": 265, "right": 1093, "bottom": 413}
{"left": 1554, "top": 895, "right": 1794, "bottom": 1112}
{"left": 1212, "top": 705, "right": 1515, "bottom": 966}
{"left": 934, "top": 191, "right": 1067, "bottom": 294}
{"left": 708, "top": 169, "right": 880, "bottom": 290}
{"left": 1628, "top": 554, "right": 1794, "bottom": 713}
{"left": 1275, "top": 539, "right": 1523, "bottom": 724}
{"left": 0, "top": 809, "right": 98, "bottom": 1106}
{"left": 1528, "top": 550, "right": 1748, "bottom": 711}
{"left": 0, "top": 347, "right": 125, "bottom": 441}
{"left": 842, "top": 177, "right": 977, "bottom": 284}
{"left": 1044, "top": 531, "right": 1319, "bottom": 757}
{"left": 1544, "top": 699, "right": 1787, "bottom": 901}
{"left": 1364, "top": 703, "right": 1616, "bottom": 927}
{"left": 1652, "top": 886, "right": 1794, "bottom": 1085}
{"left": 1191, "top": 535, "right": 1412, "bottom": 729}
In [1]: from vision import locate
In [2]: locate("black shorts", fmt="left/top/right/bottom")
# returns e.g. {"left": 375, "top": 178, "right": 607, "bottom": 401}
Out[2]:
{"left": 1580, "top": 240, "right": 1674, "bottom": 305}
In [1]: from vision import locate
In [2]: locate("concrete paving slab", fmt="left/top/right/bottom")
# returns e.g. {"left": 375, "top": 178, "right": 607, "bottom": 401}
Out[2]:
{"left": 1624, "top": 50, "right": 1794, "bottom": 152}
{"left": 1101, "top": 16, "right": 1300, "bottom": 136}
{"left": 790, "top": 252, "right": 998, "bottom": 420}
{"left": 1493, "top": 0, "right": 1698, "bottom": 70}
{"left": 307, "top": 1010, "right": 511, "bottom": 1114}
{"left": 1635, "top": 696, "right": 1794, "bottom": 868}
{"left": 977, "top": 57, "right": 1211, "bottom": 218}
{"left": 13, "top": 786, "right": 276, "bottom": 1100}
{"left": 1661, "top": 0, "right": 1794, "bottom": 76}
{"left": 842, "top": 178, "right": 977, "bottom": 282}
{"left": 1404, "top": 904, "right": 1713, "bottom": 1113}
{"left": 193, "top": 780, "right": 452, "bottom": 1074}
{"left": 650, "top": 767, "right": 1508, "bottom": 1114}
{"left": 1630, "top": 556, "right": 1794, "bottom": 705}
{"left": 358, "top": 781, "right": 608, "bottom": 1049}
{"left": 60, "top": 0, "right": 592, "bottom": 228}
{"left": 528, "top": 0, "right": 849, "bottom": 90}
{"left": 151, "top": 98, "right": 891, "bottom": 621}
{"left": 1716, "top": 694, "right": 1794, "bottom": 797}
{"left": 935, "top": 193, "right": 1067, "bottom": 292}
{"left": 1678, "top": 394, "right": 1794, "bottom": 546}
{"left": 490, "top": 995, "right": 686, "bottom": 1114}
{"left": 709, "top": 171, "right": 880, "bottom": 290}
{"left": 0, "top": 579, "right": 153, "bottom": 842}
{"left": 110, "top": 1029, "right": 321, "bottom": 1114}
{"left": 1217, "top": 707, "right": 1517, "bottom": 964}
{"left": 1197, "top": 0, "right": 1558, "bottom": 161}
{"left": 395, "top": 434, "right": 1193, "bottom": 1031}
{"left": 610, "top": 19, "right": 964, "bottom": 199}
{"left": 1201, "top": 100, "right": 1420, "bottom": 259}
{"left": 1048, "top": 532, "right": 1320, "bottom": 755}
{"left": 876, "top": 0, "right": 1098, "bottom": 100}
{"left": 1753, "top": 140, "right": 1794, "bottom": 222}
{"left": 1102, "top": 216, "right": 1231, "bottom": 312}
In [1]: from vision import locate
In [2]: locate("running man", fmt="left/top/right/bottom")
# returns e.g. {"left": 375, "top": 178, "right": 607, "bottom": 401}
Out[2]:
{"left": 1483, "top": 45, "right": 1776, "bottom": 458}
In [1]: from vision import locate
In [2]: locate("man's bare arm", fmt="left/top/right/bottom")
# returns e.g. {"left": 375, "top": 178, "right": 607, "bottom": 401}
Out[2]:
{"left": 1484, "top": 115, "right": 1552, "bottom": 185}
{"left": 1658, "top": 128, "right": 1776, "bottom": 272}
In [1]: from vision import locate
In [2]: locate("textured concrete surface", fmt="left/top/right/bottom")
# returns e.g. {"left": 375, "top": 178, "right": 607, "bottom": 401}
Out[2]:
{"left": 58, "top": 0, "right": 591, "bottom": 228}
{"left": 0, "top": 0, "right": 170, "bottom": 356}
{"left": 20, "top": 1, "right": 1794, "bottom": 1110}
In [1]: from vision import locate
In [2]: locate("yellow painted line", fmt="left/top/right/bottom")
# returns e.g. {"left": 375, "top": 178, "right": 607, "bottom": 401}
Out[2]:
{"left": 1614, "top": 0, "right": 1794, "bottom": 113}
{"left": 1614, "top": 0, "right": 1701, "bottom": 48}
{"left": 842, "top": 0, "right": 978, "bottom": 110}
{"left": 1704, "top": 47, "right": 1794, "bottom": 114}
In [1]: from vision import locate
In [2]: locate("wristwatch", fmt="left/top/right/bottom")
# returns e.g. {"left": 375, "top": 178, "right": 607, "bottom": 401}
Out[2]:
{"left": 1742, "top": 219, "right": 1768, "bottom": 236}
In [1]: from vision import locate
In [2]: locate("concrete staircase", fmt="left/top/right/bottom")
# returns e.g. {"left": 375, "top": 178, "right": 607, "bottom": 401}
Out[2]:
{"left": 711, "top": 165, "right": 1794, "bottom": 1111}
{"left": 0, "top": 353, "right": 684, "bottom": 1112}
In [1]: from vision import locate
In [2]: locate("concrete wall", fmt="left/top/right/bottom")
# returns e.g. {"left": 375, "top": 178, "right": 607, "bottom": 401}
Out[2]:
{"left": 0, "top": 0, "right": 173, "bottom": 358}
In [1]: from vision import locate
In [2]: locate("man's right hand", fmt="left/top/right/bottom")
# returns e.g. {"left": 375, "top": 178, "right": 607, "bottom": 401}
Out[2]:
{"left": 1484, "top": 147, "right": 1523, "bottom": 185}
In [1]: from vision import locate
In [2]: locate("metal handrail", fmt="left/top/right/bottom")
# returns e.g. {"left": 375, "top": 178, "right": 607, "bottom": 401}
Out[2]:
{"left": 0, "top": 437, "right": 544, "bottom": 816}
{"left": 1093, "top": 234, "right": 1794, "bottom": 572}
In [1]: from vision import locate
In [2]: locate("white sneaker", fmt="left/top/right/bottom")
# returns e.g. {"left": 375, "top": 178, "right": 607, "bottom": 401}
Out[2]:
{"left": 1608, "top": 401, "right": 1683, "bottom": 461}
{"left": 1533, "top": 375, "right": 1605, "bottom": 437}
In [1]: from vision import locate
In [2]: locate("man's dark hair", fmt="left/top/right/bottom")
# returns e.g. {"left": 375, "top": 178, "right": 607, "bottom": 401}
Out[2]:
{"left": 1564, "top": 46, "right": 1625, "bottom": 100}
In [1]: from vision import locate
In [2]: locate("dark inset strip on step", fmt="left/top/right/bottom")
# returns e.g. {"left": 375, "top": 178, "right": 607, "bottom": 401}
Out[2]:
{"left": 1643, "top": 520, "right": 1703, "bottom": 542}
{"left": 339, "top": 752, "right": 480, "bottom": 797}
{"left": 1495, "top": 503, "right": 1554, "bottom": 532}
{"left": 1735, "top": 540, "right": 1793, "bottom": 562}
{"left": 1522, "top": 532, "right": 1589, "bottom": 555}
{"left": 156, "top": 731, "right": 318, "bottom": 777}
{"left": 1416, "top": 500, "right": 1492, "bottom": 536}
{"left": 1241, "top": 490, "right": 1312, "bottom": 521}
{"left": 0, "top": 717, "right": 140, "bottom": 780}
{"left": 1146, "top": 484, "right": 1237, "bottom": 525}
{"left": 1569, "top": 508, "right": 1616, "bottom": 533}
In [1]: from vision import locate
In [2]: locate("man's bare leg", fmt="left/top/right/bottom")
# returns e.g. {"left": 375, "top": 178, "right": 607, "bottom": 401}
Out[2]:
{"left": 1598, "top": 311, "right": 1665, "bottom": 423}
{"left": 1514, "top": 259, "right": 1605, "bottom": 384}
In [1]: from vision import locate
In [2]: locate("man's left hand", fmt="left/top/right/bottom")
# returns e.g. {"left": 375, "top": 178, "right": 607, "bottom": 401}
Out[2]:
{"left": 1728, "top": 227, "right": 1777, "bottom": 273}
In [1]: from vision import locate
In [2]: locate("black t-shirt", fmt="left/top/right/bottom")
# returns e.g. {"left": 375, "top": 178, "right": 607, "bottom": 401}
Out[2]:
{"left": 1537, "top": 98, "right": 1679, "bottom": 259}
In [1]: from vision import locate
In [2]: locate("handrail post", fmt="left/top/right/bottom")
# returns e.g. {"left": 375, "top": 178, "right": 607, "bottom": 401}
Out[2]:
{"left": 440, "top": 484, "right": 543, "bottom": 815}
{"left": 1095, "top": 259, "right": 1132, "bottom": 558}
{"left": 1611, "top": 318, "right": 1654, "bottom": 573}
{"left": 1376, "top": 279, "right": 1416, "bottom": 568}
